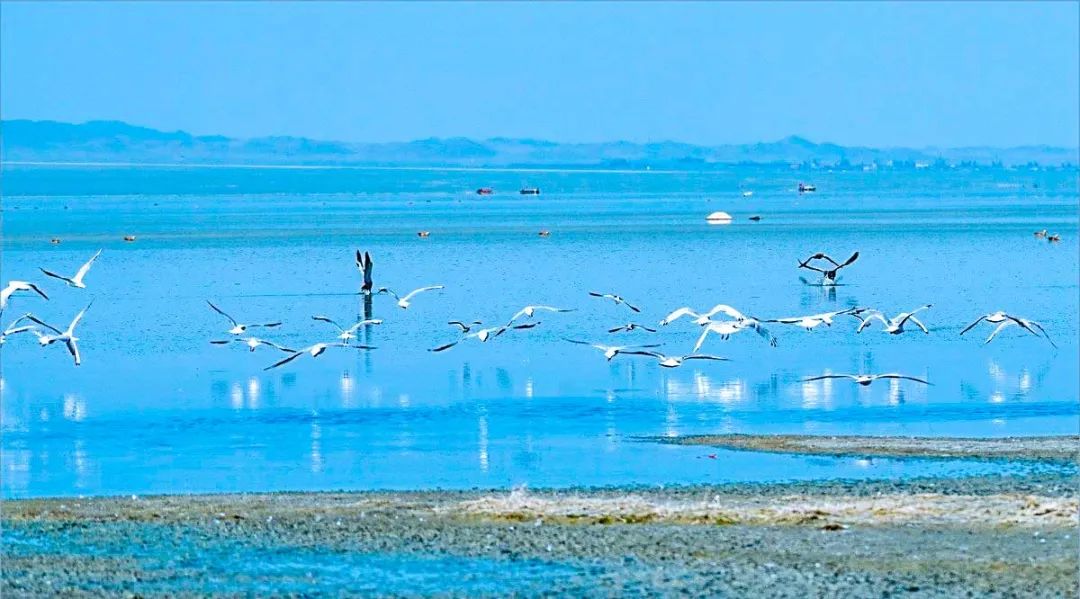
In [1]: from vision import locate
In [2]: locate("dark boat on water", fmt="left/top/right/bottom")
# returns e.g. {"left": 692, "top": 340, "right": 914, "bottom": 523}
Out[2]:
{"left": 476, "top": 188, "right": 494, "bottom": 195}
{"left": 798, "top": 183, "right": 817, "bottom": 193}
{"left": 520, "top": 187, "right": 541, "bottom": 195}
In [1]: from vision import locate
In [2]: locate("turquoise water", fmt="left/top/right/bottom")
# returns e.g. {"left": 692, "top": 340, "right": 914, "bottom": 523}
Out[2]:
{"left": 2, "top": 164, "right": 1077, "bottom": 498}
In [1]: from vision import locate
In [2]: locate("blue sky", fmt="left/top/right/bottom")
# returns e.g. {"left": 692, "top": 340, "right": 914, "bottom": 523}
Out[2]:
{"left": 2, "top": 2, "right": 1077, "bottom": 147}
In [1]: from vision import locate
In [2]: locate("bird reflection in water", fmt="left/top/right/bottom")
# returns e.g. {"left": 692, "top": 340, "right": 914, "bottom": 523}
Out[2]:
{"left": 478, "top": 409, "right": 489, "bottom": 472}
{"left": 310, "top": 415, "right": 323, "bottom": 474}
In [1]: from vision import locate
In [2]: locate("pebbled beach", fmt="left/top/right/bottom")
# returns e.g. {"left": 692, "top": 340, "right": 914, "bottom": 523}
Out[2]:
{"left": 4, "top": 471, "right": 1078, "bottom": 597}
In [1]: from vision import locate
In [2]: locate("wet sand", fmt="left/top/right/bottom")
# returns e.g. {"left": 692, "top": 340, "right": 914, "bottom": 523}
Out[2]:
{"left": 3, "top": 472, "right": 1078, "bottom": 597}
{"left": 651, "top": 434, "right": 1080, "bottom": 463}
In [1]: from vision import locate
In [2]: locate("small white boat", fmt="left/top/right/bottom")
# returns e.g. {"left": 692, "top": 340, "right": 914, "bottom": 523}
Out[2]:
{"left": 706, "top": 211, "right": 733, "bottom": 224}
{"left": 798, "top": 183, "right": 816, "bottom": 193}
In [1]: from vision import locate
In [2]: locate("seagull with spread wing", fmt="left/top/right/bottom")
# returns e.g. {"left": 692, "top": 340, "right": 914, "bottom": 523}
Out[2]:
{"left": 802, "top": 373, "right": 931, "bottom": 386}
{"left": 39, "top": 249, "right": 103, "bottom": 289}
{"left": 961, "top": 311, "right": 1055, "bottom": 348}
{"left": 207, "top": 301, "right": 282, "bottom": 335}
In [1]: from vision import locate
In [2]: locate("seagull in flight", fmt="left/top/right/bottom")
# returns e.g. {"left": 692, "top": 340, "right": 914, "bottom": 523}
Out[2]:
{"left": 659, "top": 307, "right": 703, "bottom": 326}
{"left": 25, "top": 302, "right": 92, "bottom": 366}
{"left": 589, "top": 292, "right": 641, "bottom": 313}
{"left": 693, "top": 319, "right": 777, "bottom": 351}
{"left": 378, "top": 285, "right": 444, "bottom": 309}
{"left": 855, "top": 305, "right": 932, "bottom": 335}
{"left": 39, "top": 249, "right": 103, "bottom": 289}
{"left": 563, "top": 339, "right": 661, "bottom": 361}
{"left": 448, "top": 320, "right": 483, "bottom": 333}
{"left": 207, "top": 301, "right": 282, "bottom": 335}
{"left": 356, "top": 250, "right": 374, "bottom": 294}
{"left": 211, "top": 337, "right": 296, "bottom": 353}
{"left": 623, "top": 351, "right": 730, "bottom": 369}
{"left": 264, "top": 342, "right": 376, "bottom": 370}
{"left": 0, "top": 314, "right": 39, "bottom": 346}
{"left": 430, "top": 322, "right": 539, "bottom": 352}
{"left": 312, "top": 315, "right": 383, "bottom": 343}
{"left": 766, "top": 308, "right": 856, "bottom": 331}
{"left": 798, "top": 251, "right": 859, "bottom": 285}
{"left": 961, "top": 311, "right": 1055, "bottom": 348}
{"left": 608, "top": 323, "right": 657, "bottom": 333}
{"left": 1, "top": 281, "right": 49, "bottom": 310}
{"left": 506, "top": 305, "right": 575, "bottom": 326}
{"left": 660, "top": 304, "right": 756, "bottom": 327}
{"left": 803, "top": 373, "right": 931, "bottom": 386}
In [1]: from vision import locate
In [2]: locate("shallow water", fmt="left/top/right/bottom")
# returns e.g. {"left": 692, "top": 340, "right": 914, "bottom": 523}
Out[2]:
{"left": 2, "top": 164, "right": 1077, "bottom": 498}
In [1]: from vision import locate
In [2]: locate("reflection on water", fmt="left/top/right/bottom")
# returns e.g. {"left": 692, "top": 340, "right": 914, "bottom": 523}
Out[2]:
{"left": 1, "top": 166, "right": 1077, "bottom": 497}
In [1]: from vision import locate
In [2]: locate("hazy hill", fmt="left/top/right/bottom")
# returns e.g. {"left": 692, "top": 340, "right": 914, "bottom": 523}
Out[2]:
{"left": 2, "top": 119, "right": 1076, "bottom": 168}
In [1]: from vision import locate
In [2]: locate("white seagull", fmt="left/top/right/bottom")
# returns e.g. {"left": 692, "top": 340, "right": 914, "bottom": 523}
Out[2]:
{"left": 855, "top": 305, "right": 931, "bottom": 335}
{"left": 608, "top": 322, "right": 657, "bottom": 333}
{"left": 1, "top": 280, "right": 49, "bottom": 310}
{"left": 659, "top": 307, "right": 703, "bottom": 326}
{"left": 660, "top": 304, "right": 757, "bottom": 327}
{"left": 356, "top": 250, "right": 374, "bottom": 294}
{"left": 25, "top": 302, "right": 92, "bottom": 366}
{"left": 506, "top": 305, "right": 575, "bottom": 326}
{"left": 378, "top": 285, "right": 444, "bottom": 309}
{"left": 207, "top": 301, "right": 283, "bottom": 335}
{"left": 312, "top": 315, "right": 383, "bottom": 343}
{"left": 210, "top": 337, "right": 296, "bottom": 353}
{"left": 448, "top": 320, "right": 483, "bottom": 333}
{"left": 431, "top": 322, "right": 539, "bottom": 352}
{"left": 563, "top": 339, "right": 661, "bottom": 361}
{"left": 264, "top": 342, "right": 376, "bottom": 370}
{"left": 39, "top": 249, "right": 103, "bottom": 289}
{"left": 961, "top": 311, "right": 1055, "bottom": 348}
{"left": 693, "top": 319, "right": 777, "bottom": 351}
{"left": 766, "top": 308, "right": 856, "bottom": 331}
{"left": 589, "top": 292, "right": 641, "bottom": 313}
{"left": 0, "top": 314, "right": 38, "bottom": 346}
{"left": 623, "top": 351, "right": 730, "bottom": 369}
{"left": 803, "top": 373, "right": 931, "bottom": 386}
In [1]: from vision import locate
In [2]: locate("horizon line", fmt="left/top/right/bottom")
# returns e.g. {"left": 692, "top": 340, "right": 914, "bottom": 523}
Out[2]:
{"left": 4, "top": 118, "right": 1077, "bottom": 152}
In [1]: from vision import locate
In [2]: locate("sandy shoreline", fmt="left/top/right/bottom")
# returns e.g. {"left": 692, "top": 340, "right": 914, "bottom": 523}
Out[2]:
{"left": 649, "top": 433, "right": 1080, "bottom": 463}
{"left": 4, "top": 472, "right": 1078, "bottom": 596}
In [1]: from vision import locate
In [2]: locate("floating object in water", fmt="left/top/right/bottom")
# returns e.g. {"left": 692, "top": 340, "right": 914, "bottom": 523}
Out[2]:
{"left": 538, "top": 230, "right": 551, "bottom": 237}
{"left": 706, "top": 211, "right": 733, "bottom": 224}
{"left": 742, "top": 191, "right": 753, "bottom": 197}
{"left": 50, "top": 238, "right": 61, "bottom": 244}
{"left": 1034, "top": 229, "right": 1048, "bottom": 238}
{"left": 1047, "top": 233, "right": 1061, "bottom": 243}
{"left": 476, "top": 188, "right": 494, "bottom": 195}
{"left": 798, "top": 183, "right": 816, "bottom": 193}
{"left": 520, "top": 187, "right": 541, "bottom": 195}
{"left": 417, "top": 231, "right": 431, "bottom": 238}
{"left": 123, "top": 235, "right": 137, "bottom": 242}
{"left": 748, "top": 215, "right": 762, "bottom": 222}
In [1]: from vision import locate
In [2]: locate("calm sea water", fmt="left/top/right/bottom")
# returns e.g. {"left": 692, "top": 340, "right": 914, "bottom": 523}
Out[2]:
{"left": 1, "top": 164, "right": 1077, "bottom": 498}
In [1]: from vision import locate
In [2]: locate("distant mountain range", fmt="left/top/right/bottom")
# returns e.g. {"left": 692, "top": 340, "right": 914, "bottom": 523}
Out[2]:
{"left": 2, "top": 119, "right": 1076, "bottom": 168}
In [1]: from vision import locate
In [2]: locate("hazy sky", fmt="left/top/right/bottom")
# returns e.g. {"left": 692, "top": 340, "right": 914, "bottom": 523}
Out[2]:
{"left": 2, "top": 2, "right": 1077, "bottom": 147}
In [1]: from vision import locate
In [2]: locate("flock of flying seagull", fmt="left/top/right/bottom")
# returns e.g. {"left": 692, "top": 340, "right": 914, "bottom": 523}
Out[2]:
{"left": 0, "top": 248, "right": 1059, "bottom": 388}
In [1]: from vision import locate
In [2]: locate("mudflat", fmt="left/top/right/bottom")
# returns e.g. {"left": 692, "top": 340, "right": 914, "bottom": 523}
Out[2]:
{"left": 4, "top": 472, "right": 1077, "bottom": 597}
